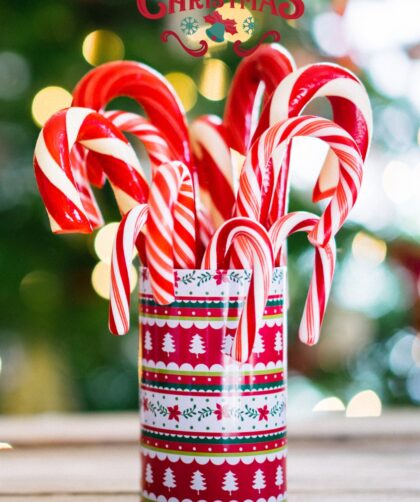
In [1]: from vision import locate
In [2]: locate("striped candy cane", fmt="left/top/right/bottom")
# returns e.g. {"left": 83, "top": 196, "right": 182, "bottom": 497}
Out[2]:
{"left": 190, "top": 115, "right": 235, "bottom": 228}
{"left": 104, "top": 110, "right": 175, "bottom": 172}
{"left": 72, "top": 61, "right": 192, "bottom": 169}
{"left": 236, "top": 116, "right": 364, "bottom": 246}
{"left": 224, "top": 43, "right": 296, "bottom": 155}
{"left": 34, "top": 107, "right": 149, "bottom": 234}
{"left": 268, "top": 63, "right": 372, "bottom": 201}
{"left": 202, "top": 218, "right": 274, "bottom": 362}
{"left": 109, "top": 204, "right": 149, "bottom": 335}
{"left": 146, "top": 161, "right": 197, "bottom": 305}
{"left": 269, "top": 212, "right": 336, "bottom": 345}
{"left": 70, "top": 144, "right": 104, "bottom": 230}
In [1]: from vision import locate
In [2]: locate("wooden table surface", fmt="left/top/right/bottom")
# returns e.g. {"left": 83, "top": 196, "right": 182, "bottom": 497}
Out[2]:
{"left": 1, "top": 410, "right": 419, "bottom": 501}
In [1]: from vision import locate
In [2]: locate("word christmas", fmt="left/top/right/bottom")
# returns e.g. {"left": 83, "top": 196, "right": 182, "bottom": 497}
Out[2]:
{"left": 137, "top": 0, "right": 304, "bottom": 19}
{"left": 136, "top": 0, "right": 305, "bottom": 57}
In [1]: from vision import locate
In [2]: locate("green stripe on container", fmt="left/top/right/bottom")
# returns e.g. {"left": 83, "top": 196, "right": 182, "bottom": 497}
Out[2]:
{"left": 139, "top": 314, "right": 283, "bottom": 322}
{"left": 141, "top": 380, "right": 285, "bottom": 392}
{"left": 140, "top": 298, "right": 284, "bottom": 308}
{"left": 142, "top": 367, "right": 284, "bottom": 377}
{"left": 141, "top": 443, "right": 286, "bottom": 457}
{"left": 142, "top": 430, "right": 287, "bottom": 445}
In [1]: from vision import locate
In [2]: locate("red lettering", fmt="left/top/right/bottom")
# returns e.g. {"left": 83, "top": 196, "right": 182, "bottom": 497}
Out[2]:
{"left": 137, "top": 0, "right": 167, "bottom": 19}
{"left": 168, "top": 0, "right": 186, "bottom": 14}
{"left": 212, "top": 0, "right": 224, "bottom": 7}
{"left": 189, "top": 0, "right": 204, "bottom": 9}
{"left": 278, "top": 0, "right": 305, "bottom": 19}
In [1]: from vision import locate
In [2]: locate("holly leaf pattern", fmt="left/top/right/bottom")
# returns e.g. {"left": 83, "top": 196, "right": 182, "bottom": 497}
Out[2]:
{"left": 196, "top": 272, "right": 212, "bottom": 287}
{"left": 157, "top": 402, "right": 168, "bottom": 417}
{"left": 198, "top": 406, "right": 213, "bottom": 421}
{"left": 244, "top": 404, "right": 258, "bottom": 419}
{"left": 180, "top": 271, "right": 197, "bottom": 284}
{"left": 182, "top": 404, "right": 197, "bottom": 419}
{"left": 271, "top": 401, "right": 285, "bottom": 417}
{"left": 229, "top": 271, "right": 244, "bottom": 286}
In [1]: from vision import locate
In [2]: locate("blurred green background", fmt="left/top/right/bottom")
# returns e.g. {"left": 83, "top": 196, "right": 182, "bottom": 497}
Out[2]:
{"left": 0, "top": 0, "right": 419, "bottom": 417}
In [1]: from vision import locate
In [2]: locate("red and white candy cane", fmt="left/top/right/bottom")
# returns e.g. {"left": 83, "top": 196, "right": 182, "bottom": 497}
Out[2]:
{"left": 34, "top": 107, "right": 149, "bottom": 234}
{"left": 268, "top": 63, "right": 372, "bottom": 200}
{"left": 202, "top": 218, "right": 274, "bottom": 362}
{"left": 224, "top": 43, "right": 296, "bottom": 155}
{"left": 109, "top": 204, "right": 149, "bottom": 336}
{"left": 104, "top": 110, "right": 175, "bottom": 172}
{"left": 190, "top": 115, "right": 235, "bottom": 228}
{"left": 70, "top": 144, "right": 104, "bottom": 230}
{"left": 72, "top": 61, "right": 192, "bottom": 169}
{"left": 146, "top": 161, "right": 196, "bottom": 305}
{"left": 269, "top": 212, "right": 336, "bottom": 345}
{"left": 236, "top": 116, "right": 364, "bottom": 246}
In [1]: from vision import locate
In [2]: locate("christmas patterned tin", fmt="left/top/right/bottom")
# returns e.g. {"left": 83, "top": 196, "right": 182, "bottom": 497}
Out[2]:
{"left": 139, "top": 267, "right": 287, "bottom": 502}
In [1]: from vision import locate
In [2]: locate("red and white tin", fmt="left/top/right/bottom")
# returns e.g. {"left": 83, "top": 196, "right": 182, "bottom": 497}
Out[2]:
{"left": 138, "top": 267, "right": 287, "bottom": 502}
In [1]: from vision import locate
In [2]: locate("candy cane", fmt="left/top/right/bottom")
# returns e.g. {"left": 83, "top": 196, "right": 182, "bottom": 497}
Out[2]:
{"left": 34, "top": 107, "right": 149, "bottom": 234}
{"left": 202, "top": 218, "right": 274, "bottom": 362}
{"left": 72, "top": 61, "right": 192, "bottom": 169}
{"left": 269, "top": 212, "right": 336, "bottom": 345}
{"left": 70, "top": 145, "right": 104, "bottom": 230}
{"left": 109, "top": 204, "right": 149, "bottom": 335}
{"left": 224, "top": 43, "right": 296, "bottom": 155}
{"left": 146, "top": 161, "right": 196, "bottom": 305}
{"left": 236, "top": 116, "right": 364, "bottom": 246}
{"left": 190, "top": 115, "right": 235, "bottom": 228}
{"left": 104, "top": 110, "right": 175, "bottom": 171}
{"left": 269, "top": 63, "right": 372, "bottom": 200}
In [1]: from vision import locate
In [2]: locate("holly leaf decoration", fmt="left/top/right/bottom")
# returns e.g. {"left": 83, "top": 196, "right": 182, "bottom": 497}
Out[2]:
{"left": 204, "top": 11, "right": 238, "bottom": 35}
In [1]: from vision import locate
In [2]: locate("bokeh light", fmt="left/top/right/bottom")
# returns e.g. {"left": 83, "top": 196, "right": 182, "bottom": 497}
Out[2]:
{"left": 31, "top": 86, "right": 72, "bottom": 127}
{"left": 165, "top": 72, "right": 197, "bottom": 112}
{"left": 346, "top": 390, "right": 382, "bottom": 418}
{"left": 92, "top": 261, "right": 137, "bottom": 300}
{"left": 313, "top": 12, "right": 348, "bottom": 57}
{"left": 352, "top": 232, "right": 387, "bottom": 266}
{"left": 382, "top": 160, "right": 415, "bottom": 204}
{"left": 406, "top": 368, "right": 420, "bottom": 403}
{"left": 94, "top": 223, "right": 120, "bottom": 264}
{"left": 82, "top": 30, "right": 125, "bottom": 66}
{"left": 389, "top": 331, "right": 417, "bottom": 377}
{"left": 198, "top": 59, "right": 230, "bottom": 101}
{"left": 313, "top": 397, "right": 345, "bottom": 412}
{"left": 0, "top": 443, "right": 13, "bottom": 451}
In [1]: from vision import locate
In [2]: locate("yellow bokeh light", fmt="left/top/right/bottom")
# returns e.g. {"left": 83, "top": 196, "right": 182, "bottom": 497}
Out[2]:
{"left": 94, "top": 223, "right": 120, "bottom": 264}
{"left": 82, "top": 30, "right": 125, "bottom": 66}
{"left": 92, "top": 261, "right": 137, "bottom": 300}
{"left": 352, "top": 232, "right": 387, "bottom": 266}
{"left": 313, "top": 397, "right": 345, "bottom": 412}
{"left": 165, "top": 72, "right": 197, "bottom": 112}
{"left": 31, "top": 86, "right": 72, "bottom": 127}
{"left": 198, "top": 59, "right": 230, "bottom": 101}
{"left": 346, "top": 390, "right": 382, "bottom": 418}
{"left": 0, "top": 442, "right": 13, "bottom": 451}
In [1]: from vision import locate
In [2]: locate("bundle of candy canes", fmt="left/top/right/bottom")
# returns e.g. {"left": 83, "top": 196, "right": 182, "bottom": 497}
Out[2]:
{"left": 33, "top": 44, "right": 372, "bottom": 363}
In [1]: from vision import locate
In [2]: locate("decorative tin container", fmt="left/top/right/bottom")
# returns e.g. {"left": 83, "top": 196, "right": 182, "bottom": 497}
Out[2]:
{"left": 139, "top": 267, "right": 287, "bottom": 502}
